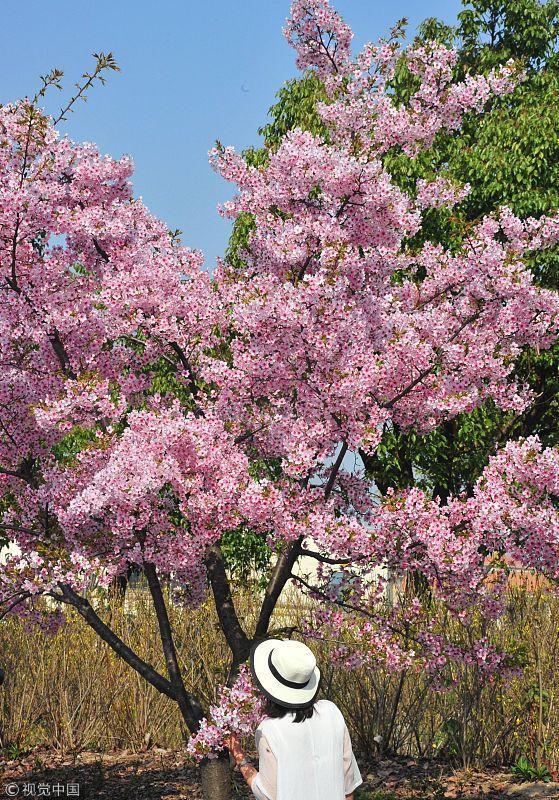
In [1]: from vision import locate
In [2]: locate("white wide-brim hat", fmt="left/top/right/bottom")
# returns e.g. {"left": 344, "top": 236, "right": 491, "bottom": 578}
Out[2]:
{"left": 250, "top": 638, "right": 321, "bottom": 709}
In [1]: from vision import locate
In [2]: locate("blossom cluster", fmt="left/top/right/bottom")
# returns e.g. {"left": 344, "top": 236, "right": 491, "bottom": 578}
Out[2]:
{"left": 207, "top": 1, "right": 559, "bottom": 480}
{"left": 186, "top": 666, "right": 264, "bottom": 761}
{"left": 1, "top": 0, "right": 559, "bottom": 756}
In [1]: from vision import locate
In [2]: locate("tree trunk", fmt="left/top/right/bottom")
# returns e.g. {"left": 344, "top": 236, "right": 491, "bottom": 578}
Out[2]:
{"left": 107, "top": 563, "right": 142, "bottom": 607}
{"left": 200, "top": 753, "right": 232, "bottom": 800}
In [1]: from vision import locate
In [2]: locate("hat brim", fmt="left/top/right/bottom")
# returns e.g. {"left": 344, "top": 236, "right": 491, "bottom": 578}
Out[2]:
{"left": 250, "top": 639, "right": 321, "bottom": 709}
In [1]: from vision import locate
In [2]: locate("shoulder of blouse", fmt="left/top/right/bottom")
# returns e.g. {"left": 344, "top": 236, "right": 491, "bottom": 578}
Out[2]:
{"left": 257, "top": 716, "right": 273, "bottom": 733}
{"left": 258, "top": 700, "right": 342, "bottom": 730}
{"left": 315, "top": 699, "right": 346, "bottom": 725}
{"left": 315, "top": 698, "right": 341, "bottom": 714}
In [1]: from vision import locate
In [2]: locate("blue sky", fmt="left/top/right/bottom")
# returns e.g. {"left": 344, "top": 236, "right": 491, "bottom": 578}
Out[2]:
{"left": 1, "top": 0, "right": 463, "bottom": 269}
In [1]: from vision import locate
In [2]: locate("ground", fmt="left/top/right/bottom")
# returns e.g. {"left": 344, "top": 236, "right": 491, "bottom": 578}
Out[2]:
{"left": 1, "top": 749, "right": 559, "bottom": 800}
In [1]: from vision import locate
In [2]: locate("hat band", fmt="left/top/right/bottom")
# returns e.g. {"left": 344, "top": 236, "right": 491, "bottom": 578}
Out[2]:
{"left": 268, "top": 650, "right": 310, "bottom": 690}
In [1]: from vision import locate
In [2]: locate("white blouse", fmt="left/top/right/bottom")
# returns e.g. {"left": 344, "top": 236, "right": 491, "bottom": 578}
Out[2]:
{"left": 250, "top": 699, "right": 362, "bottom": 800}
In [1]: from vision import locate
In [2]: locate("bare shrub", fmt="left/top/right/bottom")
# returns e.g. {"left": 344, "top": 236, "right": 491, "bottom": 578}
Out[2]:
{"left": 1, "top": 581, "right": 558, "bottom": 772}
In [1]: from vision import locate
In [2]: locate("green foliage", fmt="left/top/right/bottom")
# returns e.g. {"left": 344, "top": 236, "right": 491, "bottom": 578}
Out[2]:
{"left": 219, "top": 457, "right": 285, "bottom": 586}
{"left": 247, "top": 456, "right": 284, "bottom": 482}
{"left": 375, "top": 0, "right": 559, "bottom": 494}
{"left": 220, "top": 524, "right": 271, "bottom": 588}
{"left": 512, "top": 755, "right": 552, "bottom": 782}
{"left": 456, "top": 0, "right": 559, "bottom": 70}
{"left": 362, "top": 402, "right": 512, "bottom": 498}
{"left": 434, "top": 716, "right": 462, "bottom": 758}
{"left": 225, "top": 212, "right": 257, "bottom": 272}
{"left": 0, "top": 494, "right": 12, "bottom": 550}
{"left": 1, "top": 742, "right": 25, "bottom": 760}
{"left": 226, "top": 0, "right": 559, "bottom": 501}
{"left": 259, "top": 71, "right": 329, "bottom": 150}
{"left": 146, "top": 354, "right": 201, "bottom": 413}
{"left": 226, "top": 72, "right": 328, "bottom": 271}
{"left": 406, "top": 0, "right": 559, "bottom": 242}
{"left": 52, "top": 426, "right": 100, "bottom": 467}
{"left": 442, "top": 68, "right": 559, "bottom": 241}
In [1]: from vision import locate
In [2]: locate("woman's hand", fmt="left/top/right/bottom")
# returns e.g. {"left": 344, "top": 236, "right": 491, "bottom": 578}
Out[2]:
{"left": 224, "top": 733, "right": 246, "bottom": 765}
{"left": 224, "top": 734, "right": 258, "bottom": 789}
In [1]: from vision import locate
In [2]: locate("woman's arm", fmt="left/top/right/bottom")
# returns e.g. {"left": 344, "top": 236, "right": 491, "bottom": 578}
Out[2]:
{"left": 225, "top": 733, "right": 276, "bottom": 800}
{"left": 224, "top": 735, "right": 258, "bottom": 789}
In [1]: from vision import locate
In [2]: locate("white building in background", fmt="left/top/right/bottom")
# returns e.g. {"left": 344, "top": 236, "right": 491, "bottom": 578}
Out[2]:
{"left": 0, "top": 540, "right": 20, "bottom": 564}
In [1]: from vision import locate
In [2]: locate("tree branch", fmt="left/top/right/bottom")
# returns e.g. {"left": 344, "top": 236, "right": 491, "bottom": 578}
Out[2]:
{"left": 292, "top": 573, "right": 375, "bottom": 619}
{"left": 0, "top": 468, "right": 29, "bottom": 484}
{"left": 53, "top": 52, "right": 120, "bottom": 126}
{"left": 0, "top": 522, "right": 42, "bottom": 537}
{"left": 169, "top": 341, "right": 201, "bottom": 405}
{"left": 296, "top": 253, "right": 314, "bottom": 282}
{"left": 93, "top": 237, "right": 110, "bottom": 262}
{"left": 299, "top": 547, "right": 356, "bottom": 565}
{"left": 204, "top": 544, "right": 251, "bottom": 669}
{"left": 316, "top": 25, "right": 340, "bottom": 73}
{"left": 4, "top": 228, "right": 76, "bottom": 381}
{"left": 292, "top": 574, "right": 422, "bottom": 646}
{"left": 143, "top": 562, "right": 204, "bottom": 731}
{"left": 48, "top": 327, "right": 77, "bottom": 380}
{"left": 324, "top": 440, "right": 348, "bottom": 501}
{"left": 254, "top": 537, "right": 303, "bottom": 640}
{"left": 382, "top": 309, "right": 484, "bottom": 410}
{"left": 251, "top": 440, "right": 349, "bottom": 639}
{"left": 7, "top": 216, "right": 21, "bottom": 292}
{"left": 234, "top": 424, "right": 267, "bottom": 445}
{"left": 56, "top": 582, "right": 178, "bottom": 702}
{"left": 0, "top": 592, "right": 32, "bottom": 621}
{"left": 267, "top": 624, "right": 300, "bottom": 638}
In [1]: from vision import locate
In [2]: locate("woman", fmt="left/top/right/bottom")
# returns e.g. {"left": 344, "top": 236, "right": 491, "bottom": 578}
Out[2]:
{"left": 225, "top": 638, "right": 362, "bottom": 800}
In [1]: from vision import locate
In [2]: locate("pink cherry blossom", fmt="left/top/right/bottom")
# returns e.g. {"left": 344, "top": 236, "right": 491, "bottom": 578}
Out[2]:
{"left": 187, "top": 666, "right": 265, "bottom": 761}
{"left": 1, "top": 0, "right": 559, "bottom": 761}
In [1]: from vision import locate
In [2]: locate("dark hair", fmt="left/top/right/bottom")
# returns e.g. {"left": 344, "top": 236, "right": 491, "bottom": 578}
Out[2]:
{"left": 264, "top": 696, "right": 316, "bottom": 723}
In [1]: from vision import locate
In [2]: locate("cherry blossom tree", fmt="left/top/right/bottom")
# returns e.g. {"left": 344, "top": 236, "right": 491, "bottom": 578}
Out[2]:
{"left": 2, "top": 1, "right": 559, "bottom": 797}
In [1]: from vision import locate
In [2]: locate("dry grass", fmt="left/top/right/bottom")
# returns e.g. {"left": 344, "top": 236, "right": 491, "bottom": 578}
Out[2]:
{"left": 1, "top": 582, "right": 558, "bottom": 775}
